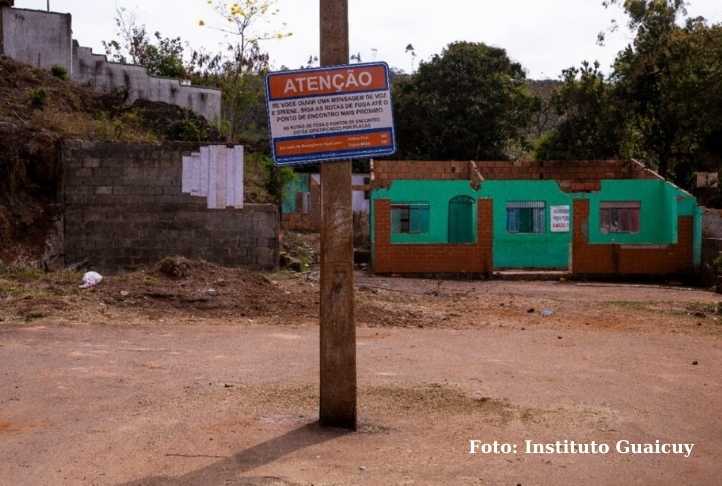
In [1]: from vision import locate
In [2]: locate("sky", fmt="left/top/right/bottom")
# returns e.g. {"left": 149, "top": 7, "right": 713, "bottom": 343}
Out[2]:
{"left": 14, "top": 0, "right": 722, "bottom": 79}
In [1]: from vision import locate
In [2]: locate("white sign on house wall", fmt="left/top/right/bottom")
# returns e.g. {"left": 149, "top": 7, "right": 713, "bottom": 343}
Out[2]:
{"left": 550, "top": 205, "right": 571, "bottom": 232}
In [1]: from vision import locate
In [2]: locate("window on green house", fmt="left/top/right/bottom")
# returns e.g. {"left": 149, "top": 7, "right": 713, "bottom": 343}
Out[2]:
{"left": 448, "top": 196, "right": 475, "bottom": 243}
{"left": 600, "top": 201, "right": 640, "bottom": 234}
{"left": 507, "top": 201, "right": 545, "bottom": 234}
{"left": 391, "top": 204, "right": 430, "bottom": 234}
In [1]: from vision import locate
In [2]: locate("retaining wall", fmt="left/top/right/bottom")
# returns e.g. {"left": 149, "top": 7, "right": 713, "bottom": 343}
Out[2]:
{"left": 72, "top": 42, "right": 221, "bottom": 122}
{"left": 0, "top": 6, "right": 221, "bottom": 122}
{"left": 1, "top": 7, "right": 72, "bottom": 72}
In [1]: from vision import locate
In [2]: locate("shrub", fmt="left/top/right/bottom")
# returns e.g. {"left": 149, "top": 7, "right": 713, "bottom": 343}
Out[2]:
{"left": 50, "top": 65, "right": 68, "bottom": 80}
{"left": 29, "top": 88, "right": 47, "bottom": 110}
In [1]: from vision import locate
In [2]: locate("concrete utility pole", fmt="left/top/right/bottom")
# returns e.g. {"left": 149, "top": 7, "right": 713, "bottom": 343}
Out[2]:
{"left": 319, "top": 0, "right": 357, "bottom": 430}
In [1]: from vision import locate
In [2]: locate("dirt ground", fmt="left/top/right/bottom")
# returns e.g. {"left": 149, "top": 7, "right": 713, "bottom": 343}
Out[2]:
{"left": 1, "top": 265, "right": 721, "bottom": 485}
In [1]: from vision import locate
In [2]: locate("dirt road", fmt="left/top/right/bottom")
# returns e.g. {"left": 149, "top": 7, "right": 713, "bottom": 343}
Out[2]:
{"left": 1, "top": 271, "right": 721, "bottom": 485}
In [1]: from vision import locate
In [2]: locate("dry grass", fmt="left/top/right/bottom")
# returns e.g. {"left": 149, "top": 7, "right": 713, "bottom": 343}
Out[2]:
{"left": 30, "top": 108, "right": 158, "bottom": 143}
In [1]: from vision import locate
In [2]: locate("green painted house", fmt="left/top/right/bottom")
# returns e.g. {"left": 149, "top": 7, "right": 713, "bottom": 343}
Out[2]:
{"left": 369, "top": 160, "right": 701, "bottom": 276}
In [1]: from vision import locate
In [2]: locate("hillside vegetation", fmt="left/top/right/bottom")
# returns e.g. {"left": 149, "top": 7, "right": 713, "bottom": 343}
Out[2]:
{"left": 0, "top": 57, "right": 225, "bottom": 263}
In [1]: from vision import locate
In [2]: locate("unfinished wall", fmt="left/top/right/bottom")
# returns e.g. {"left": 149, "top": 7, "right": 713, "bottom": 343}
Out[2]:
{"left": 373, "top": 199, "right": 493, "bottom": 275}
{"left": 0, "top": 7, "right": 221, "bottom": 121}
{"left": 372, "top": 160, "right": 660, "bottom": 192}
{"left": 72, "top": 43, "right": 221, "bottom": 122}
{"left": 572, "top": 200, "right": 693, "bottom": 276}
{"left": 62, "top": 141, "right": 278, "bottom": 271}
{"left": 1, "top": 7, "right": 72, "bottom": 72}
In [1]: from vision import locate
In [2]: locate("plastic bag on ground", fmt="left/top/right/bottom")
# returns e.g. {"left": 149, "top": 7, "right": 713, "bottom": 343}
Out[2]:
{"left": 79, "top": 271, "right": 103, "bottom": 289}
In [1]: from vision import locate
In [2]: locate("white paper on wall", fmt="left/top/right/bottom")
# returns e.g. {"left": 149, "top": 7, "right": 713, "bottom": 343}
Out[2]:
{"left": 208, "top": 147, "right": 218, "bottom": 209}
{"left": 233, "top": 145, "right": 245, "bottom": 209}
{"left": 190, "top": 153, "right": 201, "bottom": 196}
{"left": 199, "top": 146, "right": 210, "bottom": 198}
{"left": 182, "top": 156, "right": 192, "bottom": 193}
{"left": 181, "top": 145, "right": 245, "bottom": 210}
{"left": 217, "top": 146, "right": 228, "bottom": 210}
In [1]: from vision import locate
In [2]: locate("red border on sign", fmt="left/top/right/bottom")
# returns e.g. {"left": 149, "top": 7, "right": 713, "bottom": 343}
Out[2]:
{"left": 268, "top": 65, "right": 388, "bottom": 101}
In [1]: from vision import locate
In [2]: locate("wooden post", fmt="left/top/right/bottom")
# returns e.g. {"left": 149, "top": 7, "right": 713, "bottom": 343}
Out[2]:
{"left": 319, "top": 0, "right": 357, "bottom": 430}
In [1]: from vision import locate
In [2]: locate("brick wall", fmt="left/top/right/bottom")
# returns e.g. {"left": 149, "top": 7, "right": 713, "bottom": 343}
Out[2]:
{"left": 572, "top": 200, "right": 693, "bottom": 275}
{"left": 373, "top": 199, "right": 493, "bottom": 274}
{"left": 372, "top": 160, "right": 472, "bottom": 187}
{"left": 281, "top": 176, "right": 321, "bottom": 232}
{"left": 62, "top": 141, "right": 279, "bottom": 271}
{"left": 372, "top": 159, "right": 661, "bottom": 192}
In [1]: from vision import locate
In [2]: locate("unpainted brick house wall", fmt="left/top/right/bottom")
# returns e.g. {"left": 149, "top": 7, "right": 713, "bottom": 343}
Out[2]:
{"left": 282, "top": 176, "right": 321, "bottom": 232}
{"left": 62, "top": 141, "right": 279, "bottom": 271}
{"left": 372, "top": 159, "right": 659, "bottom": 192}
{"left": 572, "top": 200, "right": 693, "bottom": 275}
{"left": 373, "top": 199, "right": 493, "bottom": 275}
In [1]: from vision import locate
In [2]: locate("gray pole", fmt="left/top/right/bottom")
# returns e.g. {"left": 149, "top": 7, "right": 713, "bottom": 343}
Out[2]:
{"left": 319, "top": 0, "right": 357, "bottom": 430}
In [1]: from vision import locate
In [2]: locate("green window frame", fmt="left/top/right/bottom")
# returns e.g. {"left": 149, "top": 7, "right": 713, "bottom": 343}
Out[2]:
{"left": 391, "top": 203, "right": 430, "bottom": 234}
{"left": 507, "top": 201, "right": 546, "bottom": 234}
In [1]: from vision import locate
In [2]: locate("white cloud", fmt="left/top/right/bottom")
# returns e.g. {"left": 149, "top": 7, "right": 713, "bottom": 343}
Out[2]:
{"left": 14, "top": 0, "right": 722, "bottom": 79}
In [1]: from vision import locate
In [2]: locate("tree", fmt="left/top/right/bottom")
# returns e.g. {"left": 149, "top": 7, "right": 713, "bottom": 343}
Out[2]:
{"left": 393, "top": 41, "right": 537, "bottom": 160}
{"left": 538, "top": 0, "right": 722, "bottom": 187}
{"left": 103, "top": 8, "right": 186, "bottom": 78}
{"left": 195, "top": 0, "right": 291, "bottom": 142}
{"left": 536, "top": 62, "right": 626, "bottom": 160}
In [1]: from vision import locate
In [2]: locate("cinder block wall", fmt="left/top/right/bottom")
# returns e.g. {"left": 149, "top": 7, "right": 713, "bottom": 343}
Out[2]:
{"left": 62, "top": 141, "right": 279, "bottom": 271}
{"left": 373, "top": 199, "right": 493, "bottom": 274}
{"left": 572, "top": 200, "right": 693, "bottom": 275}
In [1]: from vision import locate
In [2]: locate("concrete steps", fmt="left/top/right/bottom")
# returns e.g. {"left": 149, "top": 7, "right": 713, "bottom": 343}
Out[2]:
{"left": 494, "top": 270, "right": 571, "bottom": 281}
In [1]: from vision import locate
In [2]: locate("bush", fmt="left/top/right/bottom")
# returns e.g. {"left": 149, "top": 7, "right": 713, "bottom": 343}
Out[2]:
{"left": 29, "top": 88, "right": 47, "bottom": 110}
{"left": 713, "top": 254, "right": 722, "bottom": 274}
{"left": 50, "top": 65, "right": 68, "bottom": 80}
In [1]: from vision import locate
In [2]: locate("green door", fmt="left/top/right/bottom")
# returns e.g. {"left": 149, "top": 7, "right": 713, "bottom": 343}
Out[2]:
{"left": 448, "top": 196, "right": 475, "bottom": 243}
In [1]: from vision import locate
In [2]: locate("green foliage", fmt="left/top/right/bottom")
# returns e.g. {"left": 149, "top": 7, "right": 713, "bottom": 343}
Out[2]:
{"left": 539, "top": 0, "right": 722, "bottom": 187}
{"left": 50, "top": 65, "right": 68, "bottom": 80}
{"left": 260, "top": 154, "right": 295, "bottom": 205}
{"left": 713, "top": 254, "right": 722, "bottom": 273}
{"left": 393, "top": 41, "right": 538, "bottom": 161}
{"left": 103, "top": 8, "right": 187, "bottom": 78}
{"left": 29, "top": 88, "right": 47, "bottom": 110}
{"left": 536, "top": 61, "right": 626, "bottom": 160}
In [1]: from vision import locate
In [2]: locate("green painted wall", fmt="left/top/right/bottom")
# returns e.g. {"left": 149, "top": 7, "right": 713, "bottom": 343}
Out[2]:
{"left": 373, "top": 180, "right": 479, "bottom": 245}
{"left": 371, "top": 177, "right": 701, "bottom": 270}
{"left": 282, "top": 174, "right": 309, "bottom": 214}
{"left": 484, "top": 181, "right": 571, "bottom": 269}
{"left": 582, "top": 180, "right": 674, "bottom": 245}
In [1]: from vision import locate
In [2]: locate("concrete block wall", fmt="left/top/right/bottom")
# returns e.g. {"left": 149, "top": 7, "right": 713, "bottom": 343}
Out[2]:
{"left": 373, "top": 199, "right": 493, "bottom": 275}
{"left": 1, "top": 7, "right": 72, "bottom": 72}
{"left": 72, "top": 43, "right": 221, "bottom": 122}
{"left": 62, "top": 141, "right": 279, "bottom": 271}
{"left": 572, "top": 200, "right": 693, "bottom": 276}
